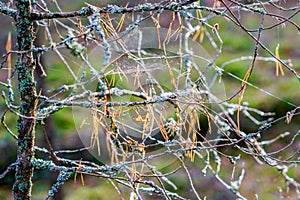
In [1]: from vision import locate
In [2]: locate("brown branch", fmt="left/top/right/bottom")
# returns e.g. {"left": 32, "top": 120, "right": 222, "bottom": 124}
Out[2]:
{"left": 219, "top": 0, "right": 300, "bottom": 81}
{"left": 226, "top": 0, "right": 300, "bottom": 32}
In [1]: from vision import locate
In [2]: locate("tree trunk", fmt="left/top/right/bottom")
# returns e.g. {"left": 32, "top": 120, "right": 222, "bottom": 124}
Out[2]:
{"left": 13, "top": 1, "right": 36, "bottom": 199}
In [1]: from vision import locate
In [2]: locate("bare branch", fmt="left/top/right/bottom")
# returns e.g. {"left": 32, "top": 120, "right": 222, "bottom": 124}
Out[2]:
{"left": 0, "top": 2, "right": 17, "bottom": 18}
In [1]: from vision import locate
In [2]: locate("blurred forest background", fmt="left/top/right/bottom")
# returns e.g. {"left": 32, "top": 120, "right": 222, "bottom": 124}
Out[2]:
{"left": 0, "top": 0, "right": 299, "bottom": 199}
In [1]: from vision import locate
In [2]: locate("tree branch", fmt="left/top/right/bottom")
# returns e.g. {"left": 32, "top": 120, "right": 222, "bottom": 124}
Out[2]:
{"left": 0, "top": 2, "right": 17, "bottom": 18}
{"left": 30, "top": 0, "right": 199, "bottom": 20}
{"left": 0, "top": 163, "right": 16, "bottom": 179}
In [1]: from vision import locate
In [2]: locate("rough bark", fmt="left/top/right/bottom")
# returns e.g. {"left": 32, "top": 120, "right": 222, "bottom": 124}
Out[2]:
{"left": 12, "top": 0, "right": 36, "bottom": 199}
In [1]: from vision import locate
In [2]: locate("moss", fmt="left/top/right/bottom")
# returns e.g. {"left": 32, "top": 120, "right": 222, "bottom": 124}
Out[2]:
{"left": 18, "top": 182, "right": 29, "bottom": 192}
{"left": 13, "top": 1, "right": 37, "bottom": 199}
